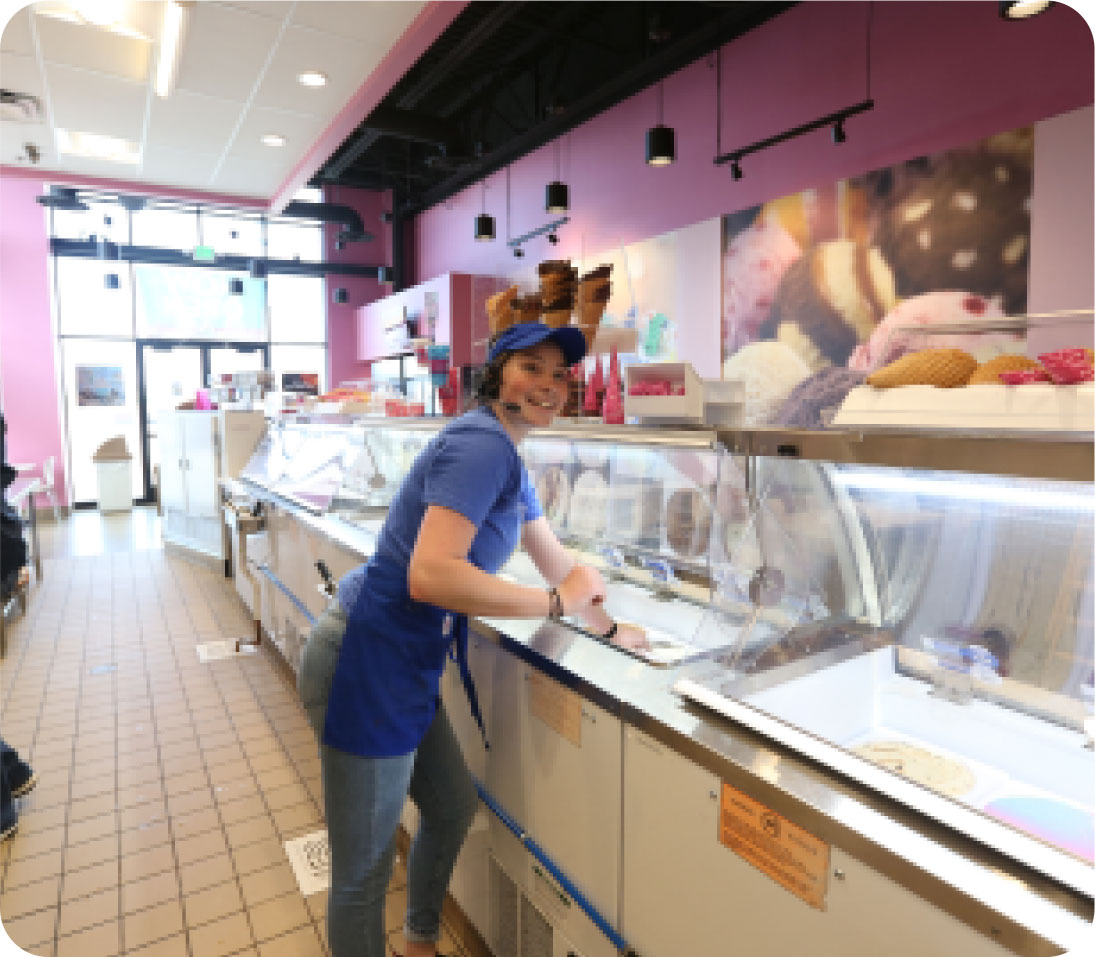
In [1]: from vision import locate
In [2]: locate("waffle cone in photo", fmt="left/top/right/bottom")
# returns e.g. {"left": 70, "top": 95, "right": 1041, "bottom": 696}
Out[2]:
{"left": 487, "top": 285, "right": 519, "bottom": 335}
{"left": 967, "top": 354, "right": 1043, "bottom": 385}
{"left": 866, "top": 348, "right": 978, "bottom": 388}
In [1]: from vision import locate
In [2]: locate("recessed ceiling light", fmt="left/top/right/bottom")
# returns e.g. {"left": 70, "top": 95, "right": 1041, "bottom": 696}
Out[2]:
{"left": 261, "top": 134, "right": 286, "bottom": 147}
{"left": 297, "top": 71, "right": 327, "bottom": 88}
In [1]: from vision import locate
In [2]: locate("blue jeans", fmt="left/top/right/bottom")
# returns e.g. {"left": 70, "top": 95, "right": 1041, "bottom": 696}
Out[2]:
{"left": 299, "top": 604, "right": 478, "bottom": 957}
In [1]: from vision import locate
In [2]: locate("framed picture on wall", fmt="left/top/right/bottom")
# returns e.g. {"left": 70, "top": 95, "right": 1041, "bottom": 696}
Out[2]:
{"left": 76, "top": 365, "right": 126, "bottom": 406}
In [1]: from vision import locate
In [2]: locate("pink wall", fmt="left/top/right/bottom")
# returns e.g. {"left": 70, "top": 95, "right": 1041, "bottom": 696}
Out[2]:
{"left": 413, "top": 2, "right": 1094, "bottom": 288}
{"left": 0, "top": 176, "right": 65, "bottom": 508}
{"left": 323, "top": 185, "right": 392, "bottom": 388}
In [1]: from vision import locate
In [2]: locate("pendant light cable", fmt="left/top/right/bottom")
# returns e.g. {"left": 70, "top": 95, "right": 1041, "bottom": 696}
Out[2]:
{"left": 715, "top": 45, "right": 722, "bottom": 157}
{"left": 865, "top": 1, "right": 874, "bottom": 100}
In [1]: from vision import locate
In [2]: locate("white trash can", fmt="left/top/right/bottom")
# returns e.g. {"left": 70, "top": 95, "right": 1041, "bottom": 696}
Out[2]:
{"left": 93, "top": 437, "right": 133, "bottom": 512}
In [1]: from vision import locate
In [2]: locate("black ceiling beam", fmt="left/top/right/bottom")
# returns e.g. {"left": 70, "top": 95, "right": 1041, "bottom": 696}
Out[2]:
{"left": 323, "top": 2, "right": 529, "bottom": 179}
{"left": 433, "top": 3, "right": 595, "bottom": 124}
{"left": 362, "top": 106, "right": 465, "bottom": 151}
{"left": 50, "top": 237, "right": 384, "bottom": 278}
{"left": 406, "top": 2, "right": 795, "bottom": 214}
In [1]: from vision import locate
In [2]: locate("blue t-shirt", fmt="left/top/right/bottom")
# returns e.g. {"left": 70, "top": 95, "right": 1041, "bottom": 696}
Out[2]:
{"left": 324, "top": 408, "right": 542, "bottom": 756}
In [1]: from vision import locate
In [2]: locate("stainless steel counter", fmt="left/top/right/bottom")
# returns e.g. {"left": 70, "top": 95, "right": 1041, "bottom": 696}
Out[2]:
{"left": 232, "top": 427, "right": 1095, "bottom": 957}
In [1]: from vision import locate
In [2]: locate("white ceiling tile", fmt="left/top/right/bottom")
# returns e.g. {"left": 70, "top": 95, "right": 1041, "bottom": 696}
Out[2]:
{"left": 251, "top": 25, "right": 384, "bottom": 115}
{"left": 214, "top": 1, "right": 294, "bottom": 22}
{"left": 222, "top": 104, "right": 324, "bottom": 165}
{"left": 1, "top": 6, "right": 35, "bottom": 55}
{"left": 35, "top": 14, "right": 152, "bottom": 83}
{"left": 141, "top": 143, "right": 221, "bottom": 188}
{"left": 52, "top": 152, "right": 146, "bottom": 179}
{"left": 210, "top": 154, "right": 284, "bottom": 197}
{"left": 0, "top": 50, "right": 47, "bottom": 99}
{"left": 173, "top": 2, "right": 283, "bottom": 101}
{"left": 46, "top": 63, "right": 147, "bottom": 140}
{"left": 0, "top": 120, "right": 56, "bottom": 166}
{"left": 146, "top": 89, "right": 244, "bottom": 153}
{"left": 290, "top": 1, "right": 426, "bottom": 47}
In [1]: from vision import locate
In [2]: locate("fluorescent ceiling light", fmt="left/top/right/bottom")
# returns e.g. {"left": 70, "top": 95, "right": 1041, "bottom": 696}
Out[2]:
{"left": 155, "top": 0, "right": 188, "bottom": 98}
{"left": 261, "top": 134, "right": 286, "bottom": 147}
{"left": 35, "top": 2, "right": 151, "bottom": 39}
{"left": 56, "top": 129, "right": 141, "bottom": 164}
{"left": 297, "top": 71, "right": 328, "bottom": 88}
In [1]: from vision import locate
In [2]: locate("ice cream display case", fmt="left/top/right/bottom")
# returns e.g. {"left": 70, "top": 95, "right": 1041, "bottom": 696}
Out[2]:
{"left": 673, "top": 431, "right": 1095, "bottom": 897}
{"left": 235, "top": 415, "right": 1093, "bottom": 952}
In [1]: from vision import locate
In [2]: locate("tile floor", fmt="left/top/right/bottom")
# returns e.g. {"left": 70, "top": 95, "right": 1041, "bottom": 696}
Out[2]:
{"left": 1, "top": 508, "right": 465, "bottom": 957}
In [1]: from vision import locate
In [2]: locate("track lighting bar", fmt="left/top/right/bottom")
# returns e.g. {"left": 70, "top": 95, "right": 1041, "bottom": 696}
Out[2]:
{"left": 714, "top": 98, "right": 874, "bottom": 169}
{"left": 506, "top": 216, "right": 570, "bottom": 249}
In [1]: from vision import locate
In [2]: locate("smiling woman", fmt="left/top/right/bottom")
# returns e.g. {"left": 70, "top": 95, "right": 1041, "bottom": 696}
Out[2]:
{"left": 295, "top": 318, "right": 647, "bottom": 957}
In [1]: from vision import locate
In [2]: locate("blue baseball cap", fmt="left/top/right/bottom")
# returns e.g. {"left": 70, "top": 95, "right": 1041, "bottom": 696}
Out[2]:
{"left": 488, "top": 321, "right": 587, "bottom": 366}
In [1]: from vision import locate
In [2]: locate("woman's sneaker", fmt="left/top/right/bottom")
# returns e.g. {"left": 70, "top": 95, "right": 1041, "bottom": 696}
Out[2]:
{"left": 9, "top": 761, "right": 36, "bottom": 798}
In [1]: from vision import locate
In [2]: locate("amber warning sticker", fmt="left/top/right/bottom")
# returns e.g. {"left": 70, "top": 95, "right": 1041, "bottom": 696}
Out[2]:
{"left": 719, "top": 782, "right": 830, "bottom": 910}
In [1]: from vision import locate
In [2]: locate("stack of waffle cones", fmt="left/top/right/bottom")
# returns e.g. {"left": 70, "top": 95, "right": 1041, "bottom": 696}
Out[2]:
{"left": 487, "top": 261, "right": 614, "bottom": 349}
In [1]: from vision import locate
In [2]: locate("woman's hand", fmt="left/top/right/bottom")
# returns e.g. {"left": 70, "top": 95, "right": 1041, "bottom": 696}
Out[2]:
{"left": 556, "top": 564, "right": 606, "bottom": 618}
{"left": 611, "top": 623, "right": 651, "bottom": 651}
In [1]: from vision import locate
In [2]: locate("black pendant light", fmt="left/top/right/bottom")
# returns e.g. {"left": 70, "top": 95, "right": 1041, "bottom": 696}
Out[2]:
{"left": 646, "top": 83, "right": 676, "bottom": 166}
{"left": 228, "top": 277, "right": 244, "bottom": 295}
{"left": 545, "top": 140, "right": 568, "bottom": 213}
{"left": 474, "top": 181, "right": 495, "bottom": 241}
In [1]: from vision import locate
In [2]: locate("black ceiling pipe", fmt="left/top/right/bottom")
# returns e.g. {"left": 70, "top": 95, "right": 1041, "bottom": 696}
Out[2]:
{"left": 280, "top": 201, "right": 375, "bottom": 243}
{"left": 390, "top": 185, "right": 406, "bottom": 292}
{"left": 49, "top": 237, "right": 387, "bottom": 279}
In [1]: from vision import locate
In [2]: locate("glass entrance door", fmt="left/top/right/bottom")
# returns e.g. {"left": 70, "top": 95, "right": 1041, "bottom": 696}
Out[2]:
{"left": 137, "top": 340, "right": 270, "bottom": 501}
{"left": 140, "top": 343, "right": 203, "bottom": 502}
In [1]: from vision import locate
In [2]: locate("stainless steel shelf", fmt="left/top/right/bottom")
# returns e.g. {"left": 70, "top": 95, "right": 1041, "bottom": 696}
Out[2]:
{"left": 717, "top": 427, "right": 1094, "bottom": 483}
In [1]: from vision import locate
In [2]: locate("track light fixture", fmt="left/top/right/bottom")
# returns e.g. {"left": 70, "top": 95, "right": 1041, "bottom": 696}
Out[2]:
{"left": 513, "top": 247, "right": 525, "bottom": 259}
{"left": 645, "top": 83, "right": 676, "bottom": 166}
{"left": 1000, "top": 0, "right": 1052, "bottom": 17}
{"left": 545, "top": 140, "right": 569, "bottom": 213}
{"left": 333, "top": 287, "right": 349, "bottom": 304}
{"left": 228, "top": 277, "right": 244, "bottom": 296}
{"left": 248, "top": 258, "right": 266, "bottom": 279}
{"left": 377, "top": 265, "right": 394, "bottom": 285}
{"left": 730, "top": 161, "right": 743, "bottom": 181}
{"left": 832, "top": 120, "right": 846, "bottom": 144}
{"left": 104, "top": 272, "right": 120, "bottom": 290}
{"left": 547, "top": 233, "right": 559, "bottom": 246}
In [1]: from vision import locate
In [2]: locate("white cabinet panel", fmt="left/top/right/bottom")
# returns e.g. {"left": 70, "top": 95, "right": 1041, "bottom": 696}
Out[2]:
{"left": 621, "top": 727, "right": 1012, "bottom": 957}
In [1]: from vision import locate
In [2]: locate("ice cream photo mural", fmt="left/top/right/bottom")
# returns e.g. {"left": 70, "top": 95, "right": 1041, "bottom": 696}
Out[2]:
{"left": 720, "top": 127, "right": 1034, "bottom": 426}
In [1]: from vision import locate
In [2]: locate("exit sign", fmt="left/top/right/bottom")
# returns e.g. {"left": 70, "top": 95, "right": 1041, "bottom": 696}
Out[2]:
{"left": 193, "top": 245, "right": 215, "bottom": 262}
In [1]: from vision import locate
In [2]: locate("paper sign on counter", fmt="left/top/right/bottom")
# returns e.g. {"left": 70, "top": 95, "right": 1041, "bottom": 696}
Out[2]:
{"left": 719, "top": 781, "right": 830, "bottom": 910}
{"left": 528, "top": 671, "right": 583, "bottom": 747}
